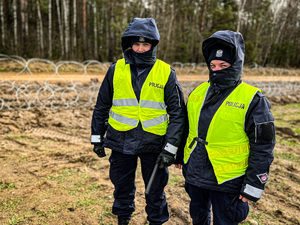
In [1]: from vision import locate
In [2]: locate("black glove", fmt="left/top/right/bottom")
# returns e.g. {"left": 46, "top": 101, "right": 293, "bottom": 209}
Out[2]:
{"left": 156, "top": 150, "right": 175, "bottom": 169}
{"left": 93, "top": 144, "right": 106, "bottom": 158}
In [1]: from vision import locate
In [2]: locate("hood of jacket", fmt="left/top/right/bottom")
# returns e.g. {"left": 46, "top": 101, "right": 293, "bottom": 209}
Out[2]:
{"left": 202, "top": 30, "right": 245, "bottom": 90}
{"left": 122, "top": 18, "right": 160, "bottom": 67}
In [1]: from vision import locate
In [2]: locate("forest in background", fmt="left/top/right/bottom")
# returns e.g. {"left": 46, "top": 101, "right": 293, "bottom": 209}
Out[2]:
{"left": 0, "top": 0, "right": 299, "bottom": 68}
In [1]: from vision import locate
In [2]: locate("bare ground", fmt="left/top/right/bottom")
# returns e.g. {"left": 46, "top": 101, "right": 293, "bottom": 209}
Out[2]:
{"left": 0, "top": 92, "right": 299, "bottom": 224}
{"left": 1, "top": 71, "right": 300, "bottom": 83}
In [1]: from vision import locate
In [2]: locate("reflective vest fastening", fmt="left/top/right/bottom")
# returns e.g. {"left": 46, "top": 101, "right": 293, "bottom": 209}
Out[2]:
{"left": 108, "top": 58, "right": 171, "bottom": 136}
{"left": 184, "top": 82, "right": 261, "bottom": 184}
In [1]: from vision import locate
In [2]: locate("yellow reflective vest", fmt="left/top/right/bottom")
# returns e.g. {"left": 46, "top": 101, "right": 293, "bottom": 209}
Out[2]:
{"left": 184, "top": 82, "right": 261, "bottom": 184}
{"left": 108, "top": 58, "right": 170, "bottom": 136}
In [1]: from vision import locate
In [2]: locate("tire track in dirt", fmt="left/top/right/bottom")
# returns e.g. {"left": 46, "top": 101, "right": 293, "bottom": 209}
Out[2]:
{"left": 26, "top": 127, "right": 88, "bottom": 145}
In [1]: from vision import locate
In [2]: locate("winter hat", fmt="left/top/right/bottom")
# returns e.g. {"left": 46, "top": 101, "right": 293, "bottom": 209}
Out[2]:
{"left": 130, "top": 36, "right": 155, "bottom": 47}
{"left": 207, "top": 43, "right": 234, "bottom": 64}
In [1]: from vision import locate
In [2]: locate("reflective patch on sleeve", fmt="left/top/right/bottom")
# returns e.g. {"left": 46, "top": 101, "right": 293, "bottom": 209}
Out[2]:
{"left": 257, "top": 173, "right": 269, "bottom": 184}
{"left": 243, "top": 184, "right": 264, "bottom": 199}
{"left": 91, "top": 135, "right": 101, "bottom": 143}
{"left": 164, "top": 142, "right": 178, "bottom": 154}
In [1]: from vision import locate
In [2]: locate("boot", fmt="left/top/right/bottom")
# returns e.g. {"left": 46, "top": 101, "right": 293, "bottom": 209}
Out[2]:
{"left": 118, "top": 219, "right": 130, "bottom": 225}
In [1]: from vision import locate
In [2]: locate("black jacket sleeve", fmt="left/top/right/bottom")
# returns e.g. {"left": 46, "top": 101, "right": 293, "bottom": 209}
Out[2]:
{"left": 241, "top": 92, "right": 275, "bottom": 202}
{"left": 163, "top": 69, "right": 187, "bottom": 155}
{"left": 91, "top": 63, "right": 115, "bottom": 144}
{"left": 174, "top": 109, "right": 189, "bottom": 164}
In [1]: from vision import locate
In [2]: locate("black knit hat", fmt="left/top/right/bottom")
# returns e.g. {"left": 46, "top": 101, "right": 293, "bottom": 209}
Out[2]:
{"left": 207, "top": 43, "right": 233, "bottom": 64}
{"left": 130, "top": 36, "right": 155, "bottom": 47}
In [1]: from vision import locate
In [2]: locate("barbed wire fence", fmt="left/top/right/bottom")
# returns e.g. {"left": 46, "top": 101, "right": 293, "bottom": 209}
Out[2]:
{"left": 0, "top": 54, "right": 299, "bottom": 110}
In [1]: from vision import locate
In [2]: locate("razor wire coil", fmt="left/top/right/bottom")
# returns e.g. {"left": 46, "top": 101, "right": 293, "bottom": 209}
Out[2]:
{"left": 0, "top": 54, "right": 298, "bottom": 110}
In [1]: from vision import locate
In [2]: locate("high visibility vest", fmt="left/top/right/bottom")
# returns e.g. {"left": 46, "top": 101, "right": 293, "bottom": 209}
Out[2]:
{"left": 108, "top": 58, "right": 170, "bottom": 136}
{"left": 184, "top": 82, "right": 260, "bottom": 184}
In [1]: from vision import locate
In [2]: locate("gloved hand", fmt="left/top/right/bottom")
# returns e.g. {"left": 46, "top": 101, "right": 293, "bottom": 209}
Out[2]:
{"left": 156, "top": 150, "right": 175, "bottom": 169}
{"left": 93, "top": 144, "right": 106, "bottom": 158}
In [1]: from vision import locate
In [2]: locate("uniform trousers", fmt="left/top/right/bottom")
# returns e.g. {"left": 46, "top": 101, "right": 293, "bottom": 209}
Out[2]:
{"left": 109, "top": 150, "right": 169, "bottom": 225}
{"left": 185, "top": 183, "right": 249, "bottom": 225}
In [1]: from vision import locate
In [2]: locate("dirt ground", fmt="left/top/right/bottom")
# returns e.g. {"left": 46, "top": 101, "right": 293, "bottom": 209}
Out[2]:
{"left": 0, "top": 83, "right": 299, "bottom": 224}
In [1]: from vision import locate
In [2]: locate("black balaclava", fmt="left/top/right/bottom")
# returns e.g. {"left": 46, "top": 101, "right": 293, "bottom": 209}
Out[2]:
{"left": 124, "top": 36, "right": 157, "bottom": 67}
{"left": 202, "top": 31, "right": 245, "bottom": 90}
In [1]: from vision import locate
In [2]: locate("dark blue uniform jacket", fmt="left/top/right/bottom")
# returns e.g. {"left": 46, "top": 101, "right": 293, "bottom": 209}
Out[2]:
{"left": 178, "top": 30, "right": 275, "bottom": 202}
{"left": 91, "top": 18, "right": 186, "bottom": 155}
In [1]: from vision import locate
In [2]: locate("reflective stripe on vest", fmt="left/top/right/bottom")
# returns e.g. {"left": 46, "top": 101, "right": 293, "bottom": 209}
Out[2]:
{"left": 113, "top": 99, "right": 139, "bottom": 107}
{"left": 110, "top": 111, "right": 138, "bottom": 127}
{"left": 184, "top": 82, "right": 260, "bottom": 184}
{"left": 108, "top": 58, "right": 170, "bottom": 135}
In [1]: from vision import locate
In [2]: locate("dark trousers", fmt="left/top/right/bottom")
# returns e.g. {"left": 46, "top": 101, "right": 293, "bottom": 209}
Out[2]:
{"left": 109, "top": 151, "right": 169, "bottom": 224}
{"left": 185, "top": 183, "right": 249, "bottom": 225}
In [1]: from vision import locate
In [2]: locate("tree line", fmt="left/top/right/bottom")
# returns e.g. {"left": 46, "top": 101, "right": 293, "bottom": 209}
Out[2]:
{"left": 0, "top": 0, "right": 299, "bottom": 68}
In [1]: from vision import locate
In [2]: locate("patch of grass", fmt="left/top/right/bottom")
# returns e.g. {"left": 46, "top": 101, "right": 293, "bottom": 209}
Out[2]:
{"left": 273, "top": 103, "right": 300, "bottom": 114}
{"left": 283, "top": 103, "right": 300, "bottom": 109}
{"left": 69, "top": 181, "right": 97, "bottom": 193}
{"left": 7, "top": 216, "right": 23, "bottom": 225}
{"left": 274, "top": 119, "right": 288, "bottom": 127}
{"left": 35, "top": 218, "right": 50, "bottom": 225}
{"left": 275, "top": 180, "right": 290, "bottom": 191}
{"left": 242, "top": 211, "right": 272, "bottom": 224}
{"left": 274, "top": 152, "right": 299, "bottom": 161}
{"left": 31, "top": 204, "right": 60, "bottom": 221}
{"left": 273, "top": 103, "right": 300, "bottom": 113}
{"left": 86, "top": 183, "right": 106, "bottom": 191}
{"left": 47, "top": 168, "right": 82, "bottom": 183}
{"left": 240, "top": 222, "right": 254, "bottom": 225}
{"left": 0, "top": 198, "right": 24, "bottom": 210}
{"left": 5, "top": 134, "right": 30, "bottom": 140}
{"left": 99, "top": 209, "right": 114, "bottom": 225}
{"left": 279, "top": 139, "right": 299, "bottom": 148}
{"left": 0, "top": 180, "right": 16, "bottom": 190}
{"left": 45, "top": 168, "right": 99, "bottom": 198}
{"left": 169, "top": 175, "right": 185, "bottom": 185}
{"left": 19, "top": 155, "right": 30, "bottom": 162}
{"left": 74, "top": 182, "right": 85, "bottom": 189}
{"left": 61, "top": 168, "right": 77, "bottom": 176}
{"left": 35, "top": 209, "right": 47, "bottom": 217}
{"left": 72, "top": 197, "right": 98, "bottom": 208}
{"left": 47, "top": 174, "right": 57, "bottom": 181}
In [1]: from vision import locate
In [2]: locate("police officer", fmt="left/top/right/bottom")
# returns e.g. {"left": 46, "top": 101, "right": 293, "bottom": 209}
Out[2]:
{"left": 91, "top": 18, "right": 186, "bottom": 225}
{"left": 177, "top": 30, "right": 275, "bottom": 224}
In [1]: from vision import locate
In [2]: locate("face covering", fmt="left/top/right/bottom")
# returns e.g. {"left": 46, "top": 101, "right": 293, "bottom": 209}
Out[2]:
{"left": 124, "top": 46, "right": 157, "bottom": 67}
{"left": 209, "top": 66, "right": 240, "bottom": 90}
